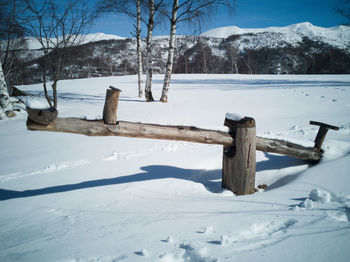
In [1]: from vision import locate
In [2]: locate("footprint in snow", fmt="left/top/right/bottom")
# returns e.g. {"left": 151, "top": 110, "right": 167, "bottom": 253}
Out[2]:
{"left": 134, "top": 249, "right": 150, "bottom": 257}
{"left": 197, "top": 225, "right": 214, "bottom": 234}
{"left": 162, "top": 236, "right": 175, "bottom": 244}
{"left": 208, "top": 218, "right": 298, "bottom": 252}
{"left": 104, "top": 143, "right": 183, "bottom": 161}
{"left": 71, "top": 255, "right": 128, "bottom": 261}
{"left": 48, "top": 208, "right": 76, "bottom": 225}
{"left": 0, "top": 160, "right": 89, "bottom": 183}
{"left": 293, "top": 189, "right": 350, "bottom": 223}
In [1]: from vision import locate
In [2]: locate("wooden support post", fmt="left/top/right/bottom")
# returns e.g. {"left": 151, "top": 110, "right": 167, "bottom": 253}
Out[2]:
{"left": 102, "top": 86, "right": 122, "bottom": 124}
{"left": 222, "top": 116, "right": 256, "bottom": 195}
{"left": 310, "top": 121, "right": 339, "bottom": 150}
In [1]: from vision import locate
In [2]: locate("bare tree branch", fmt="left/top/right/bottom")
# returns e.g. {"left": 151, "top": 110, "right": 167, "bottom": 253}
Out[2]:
{"left": 21, "top": 0, "right": 95, "bottom": 109}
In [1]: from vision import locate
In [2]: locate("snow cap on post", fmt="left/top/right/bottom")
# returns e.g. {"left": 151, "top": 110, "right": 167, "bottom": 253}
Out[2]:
{"left": 225, "top": 113, "right": 244, "bottom": 121}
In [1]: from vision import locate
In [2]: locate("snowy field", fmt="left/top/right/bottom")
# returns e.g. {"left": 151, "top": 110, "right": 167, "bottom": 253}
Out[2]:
{"left": 1, "top": 74, "right": 350, "bottom": 262}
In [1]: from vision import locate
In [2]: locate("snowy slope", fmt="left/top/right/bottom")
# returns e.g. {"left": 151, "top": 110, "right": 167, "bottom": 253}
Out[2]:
{"left": 1, "top": 74, "right": 350, "bottom": 262}
{"left": 202, "top": 22, "right": 350, "bottom": 50}
{"left": 26, "top": 32, "right": 126, "bottom": 50}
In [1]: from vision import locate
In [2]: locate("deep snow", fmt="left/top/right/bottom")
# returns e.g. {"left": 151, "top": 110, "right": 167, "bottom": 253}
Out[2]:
{"left": 0, "top": 74, "right": 350, "bottom": 262}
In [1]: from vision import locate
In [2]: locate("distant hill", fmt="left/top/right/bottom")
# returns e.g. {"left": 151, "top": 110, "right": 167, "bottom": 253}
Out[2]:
{"left": 202, "top": 22, "right": 350, "bottom": 51}
{"left": 5, "top": 22, "right": 350, "bottom": 85}
{"left": 25, "top": 32, "right": 126, "bottom": 50}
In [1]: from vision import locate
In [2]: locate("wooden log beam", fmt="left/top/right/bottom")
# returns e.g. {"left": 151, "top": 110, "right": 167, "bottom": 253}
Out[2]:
{"left": 310, "top": 121, "right": 340, "bottom": 150}
{"left": 27, "top": 117, "right": 322, "bottom": 161}
{"left": 256, "top": 137, "right": 321, "bottom": 162}
{"left": 27, "top": 117, "right": 234, "bottom": 145}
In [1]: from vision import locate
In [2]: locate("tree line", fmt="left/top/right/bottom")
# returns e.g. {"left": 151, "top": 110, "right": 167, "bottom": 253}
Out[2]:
{"left": 8, "top": 33, "right": 350, "bottom": 87}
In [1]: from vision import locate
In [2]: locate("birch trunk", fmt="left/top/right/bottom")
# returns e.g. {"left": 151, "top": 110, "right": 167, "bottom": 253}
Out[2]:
{"left": 160, "top": 0, "right": 178, "bottom": 103}
{"left": 136, "top": 0, "right": 143, "bottom": 98}
{"left": 0, "top": 61, "right": 15, "bottom": 119}
{"left": 144, "top": 0, "right": 155, "bottom": 102}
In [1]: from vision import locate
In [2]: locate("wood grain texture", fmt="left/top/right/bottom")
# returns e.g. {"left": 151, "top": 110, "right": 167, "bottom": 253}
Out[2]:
{"left": 222, "top": 117, "right": 256, "bottom": 195}
{"left": 26, "top": 117, "right": 322, "bottom": 161}
{"left": 102, "top": 87, "right": 121, "bottom": 124}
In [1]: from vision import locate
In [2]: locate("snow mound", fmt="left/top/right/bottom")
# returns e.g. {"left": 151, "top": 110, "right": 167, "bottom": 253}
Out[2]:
{"left": 159, "top": 242, "right": 216, "bottom": 262}
{"left": 23, "top": 97, "right": 50, "bottom": 109}
{"left": 164, "top": 236, "right": 175, "bottom": 244}
{"left": 309, "top": 189, "right": 331, "bottom": 203}
{"left": 294, "top": 189, "right": 350, "bottom": 223}
{"left": 298, "top": 198, "right": 314, "bottom": 209}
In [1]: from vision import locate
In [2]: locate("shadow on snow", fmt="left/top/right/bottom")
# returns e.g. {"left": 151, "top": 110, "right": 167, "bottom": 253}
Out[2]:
{"left": 0, "top": 153, "right": 307, "bottom": 201}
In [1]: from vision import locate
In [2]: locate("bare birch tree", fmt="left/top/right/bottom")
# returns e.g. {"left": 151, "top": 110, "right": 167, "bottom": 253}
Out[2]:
{"left": 22, "top": 0, "right": 93, "bottom": 109}
{"left": 160, "top": 0, "right": 235, "bottom": 103}
{"left": 0, "top": 0, "right": 28, "bottom": 119}
{"left": 226, "top": 44, "right": 239, "bottom": 74}
{"left": 0, "top": 0, "right": 27, "bottom": 94}
{"left": 0, "top": 59, "right": 15, "bottom": 119}
{"left": 141, "top": 0, "right": 165, "bottom": 102}
{"left": 97, "top": 0, "right": 144, "bottom": 98}
{"left": 135, "top": 0, "right": 143, "bottom": 97}
{"left": 144, "top": 0, "right": 156, "bottom": 101}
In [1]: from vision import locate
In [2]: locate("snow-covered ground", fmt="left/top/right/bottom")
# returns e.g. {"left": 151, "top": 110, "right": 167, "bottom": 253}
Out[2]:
{"left": 1, "top": 74, "right": 350, "bottom": 262}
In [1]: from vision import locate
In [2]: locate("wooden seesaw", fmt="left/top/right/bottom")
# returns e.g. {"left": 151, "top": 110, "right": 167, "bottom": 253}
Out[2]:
{"left": 26, "top": 86, "right": 339, "bottom": 195}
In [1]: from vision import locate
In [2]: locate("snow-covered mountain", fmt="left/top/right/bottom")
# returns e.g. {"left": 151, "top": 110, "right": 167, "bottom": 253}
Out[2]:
{"left": 25, "top": 32, "right": 126, "bottom": 50}
{"left": 5, "top": 22, "right": 350, "bottom": 85}
{"left": 202, "top": 22, "right": 348, "bottom": 40}
{"left": 23, "top": 22, "right": 350, "bottom": 52}
{"left": 202, "top": 22, "right": 350, "bottom": 51}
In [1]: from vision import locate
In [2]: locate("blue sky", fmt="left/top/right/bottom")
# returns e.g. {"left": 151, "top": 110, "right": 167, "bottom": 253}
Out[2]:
{"left": 90, "top": 0, "right": 347, "bottom": 37}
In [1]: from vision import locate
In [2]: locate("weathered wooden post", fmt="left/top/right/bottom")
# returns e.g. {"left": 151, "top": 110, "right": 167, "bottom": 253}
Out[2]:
{"left": 102, "top": 86, "right": 122, "bottom": 124}
{"left": 222, "top": 115, "right": 256, "bottom": 195}
{"left": 310, "top": 121, "right": 339, "bottom": 151}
